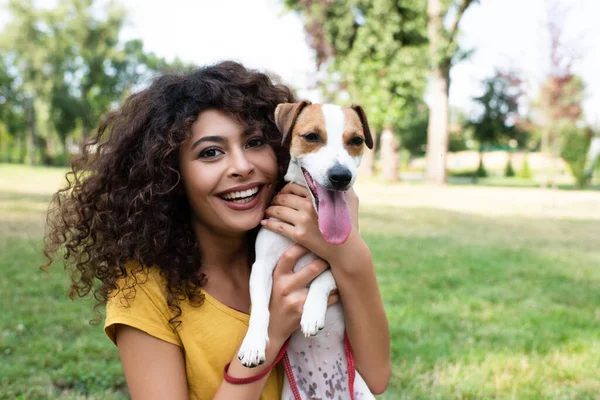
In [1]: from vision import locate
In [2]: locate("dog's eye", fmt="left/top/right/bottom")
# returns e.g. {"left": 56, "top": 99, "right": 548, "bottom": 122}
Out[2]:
{"left": 302, "top": 133, "right": 320, "bottom": 143}
{"left": 349, "top": 137, "right": 364, "bottom": 146}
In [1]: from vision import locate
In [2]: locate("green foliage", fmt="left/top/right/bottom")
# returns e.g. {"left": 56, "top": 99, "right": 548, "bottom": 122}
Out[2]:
{"left": 476, "top": 157, "right": 487, "bottom": 177}
{"left": 449, "top": 168, "right": 477, "bottom": 178}
{"left": 469, "top": 70, "right": 526, "bottom": 150}
{"left": 519, "top": 152, "right": 534, "bottom": 179}
{"left": 283, "top": 0, "right": 429, "bottom": 142}
{"left": 504, "top": 156, "right": 515, "bottom": 177}
{"left": 0, "top": 0, "right": 174, "bottom": 165}
{"left": 559, "top": 123, "right": 591, "bottom": 188}
{"left": 448, "top": 131, "right": 469, "bottom": 153}
{"left": 540, "top": 74, "right": 585, "bottom": 124}
{"left": 397, "top": 102, "right": 429, "bottom": 156}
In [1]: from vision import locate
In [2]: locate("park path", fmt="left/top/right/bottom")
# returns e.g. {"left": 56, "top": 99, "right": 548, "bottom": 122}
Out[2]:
{"left": 354, "top": 182, "right": 600, "bottom": 221}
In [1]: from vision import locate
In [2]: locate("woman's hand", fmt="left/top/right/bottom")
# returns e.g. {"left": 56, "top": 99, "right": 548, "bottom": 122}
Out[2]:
{"left": 267, "top": 244, "right": 339, "bottom": 344}
{"left": 261, "top": 182, "right": 360, "bottom": 263}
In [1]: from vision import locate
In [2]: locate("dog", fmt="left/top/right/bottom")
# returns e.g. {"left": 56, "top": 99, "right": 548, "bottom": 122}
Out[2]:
{"left": 238, "top": 101, "right": 375, "bottom": 400}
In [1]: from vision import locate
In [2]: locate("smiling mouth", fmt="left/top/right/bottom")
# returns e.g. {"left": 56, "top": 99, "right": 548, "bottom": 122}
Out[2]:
{"left": 218, "top": 185, "right": 262, "bottom": 204}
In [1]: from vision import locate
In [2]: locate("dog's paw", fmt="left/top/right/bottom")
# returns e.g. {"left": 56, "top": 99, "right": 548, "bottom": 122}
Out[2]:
{"left": 238, "top": 328, "right": 269, "bottom": 368}
{"left": 300, "top": 295, "right": 327, "bottom": 337}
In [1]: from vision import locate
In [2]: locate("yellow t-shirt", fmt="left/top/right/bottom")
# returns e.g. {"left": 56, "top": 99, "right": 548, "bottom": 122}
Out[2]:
{"left": 104, "top": 265, "right": 283, "bottom": 399}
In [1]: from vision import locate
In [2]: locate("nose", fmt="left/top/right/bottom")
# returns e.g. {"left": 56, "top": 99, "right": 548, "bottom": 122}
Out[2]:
{"left": 328, "top": 164, "right": 352, "bottom": 189}
{"left": 228, "top": 149, "right": 254, "bottom": 178}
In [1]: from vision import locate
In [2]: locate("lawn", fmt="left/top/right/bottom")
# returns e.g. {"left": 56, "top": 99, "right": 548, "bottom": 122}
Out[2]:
{"left": 1, "top": 164, "right": 600, "bottom": 399}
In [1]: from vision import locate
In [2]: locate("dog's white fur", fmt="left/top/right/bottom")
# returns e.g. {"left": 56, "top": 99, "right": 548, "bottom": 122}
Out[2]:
{"left": 238, "top": 104, "right": 375, "bottom": 399}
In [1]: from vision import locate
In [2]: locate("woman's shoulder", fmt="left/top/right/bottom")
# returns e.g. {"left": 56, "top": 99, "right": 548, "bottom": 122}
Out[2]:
{"left": 109, "top": 261, "right": 168, "bottom": 305}
{"left": 104, "top": 261, "right": 180, "bottom": 346}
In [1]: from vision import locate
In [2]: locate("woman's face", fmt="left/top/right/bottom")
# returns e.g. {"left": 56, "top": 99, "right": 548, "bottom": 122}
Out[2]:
{"left": 179, "top": 109, "right": 278, "bottom": 237}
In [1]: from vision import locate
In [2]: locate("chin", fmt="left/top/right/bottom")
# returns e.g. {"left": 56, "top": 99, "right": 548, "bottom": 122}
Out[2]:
{"left": 225, "top": 214, "right": 264, "bottom": 234}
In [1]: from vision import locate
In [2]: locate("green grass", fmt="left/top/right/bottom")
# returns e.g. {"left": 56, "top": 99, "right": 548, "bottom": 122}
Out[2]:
{"left": 2, "top": 164, "right": 600, "bottom": 399}
{"left": 448, "top": 176, "right": 600, "bottom": 191}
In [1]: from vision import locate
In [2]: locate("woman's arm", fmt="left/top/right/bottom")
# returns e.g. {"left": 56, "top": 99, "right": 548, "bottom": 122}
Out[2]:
{"left": 115, "top": 325, "right": 189, "bottom": 400}
{"left": 116, "top": 323, "right": 290, "bottom": 400}
{"left": 326, "top": 228, "right": 392, "bottom": 394}
{"left": 262, "top": 184, "right": 392, "bottom": 394}
{"left": 213, "top": 244, "right": 338, "bottom": 399}
{"left": 212, "top": 331, "right": 287, "bottom": 399}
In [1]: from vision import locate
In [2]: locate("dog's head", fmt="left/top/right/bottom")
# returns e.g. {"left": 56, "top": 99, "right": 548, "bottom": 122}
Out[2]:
{"left": 275, "top": 101, "right": 373, "bottom": 245}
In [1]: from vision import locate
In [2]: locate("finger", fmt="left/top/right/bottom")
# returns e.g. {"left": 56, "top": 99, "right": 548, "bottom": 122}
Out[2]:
{"left": 261, "top": 218, "right": 296, "bottom": 241}
{"left": 265, "top": 205, "right": 302, "bottom": 223}
{"left": 291, "top": 259, "right": 330, "bottom": 288}
{"left": 271, "top": 193, "right": 310, "bottom": 211}
{"left": 272, "top": 244, "right": 310, "bottom": 276}
{"left": 278, "top": 182, "right": 311, "bottom": 198}
{"left": 327, "top": 293, "right": 340, "bottom": 307}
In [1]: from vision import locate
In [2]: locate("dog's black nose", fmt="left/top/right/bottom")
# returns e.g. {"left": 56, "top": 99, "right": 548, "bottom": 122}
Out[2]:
{"left": 328, "top": 164, "right": 352, "bottom": 189}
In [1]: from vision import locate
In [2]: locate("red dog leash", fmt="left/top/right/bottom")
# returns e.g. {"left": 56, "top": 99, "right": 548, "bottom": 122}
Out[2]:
{"left": 283, "top": 332, "right": 356, "bottom": 400}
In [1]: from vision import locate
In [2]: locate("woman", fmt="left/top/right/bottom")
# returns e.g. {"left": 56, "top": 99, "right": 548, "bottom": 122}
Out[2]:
{"left": 43, "top": 61, "right": 391, "bottom": 399}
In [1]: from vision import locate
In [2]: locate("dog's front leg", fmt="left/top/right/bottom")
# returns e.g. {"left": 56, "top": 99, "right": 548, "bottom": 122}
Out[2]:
{"left": 300, "top": 269, "right": 337, "bottom": 337}
{"left": 238, "top": 257, "right": 275, "bottom": 367}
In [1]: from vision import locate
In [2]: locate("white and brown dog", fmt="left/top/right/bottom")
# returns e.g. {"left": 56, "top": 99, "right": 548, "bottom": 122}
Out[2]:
{"left": 238, "top": 101, "right": 375, "bottom": 400}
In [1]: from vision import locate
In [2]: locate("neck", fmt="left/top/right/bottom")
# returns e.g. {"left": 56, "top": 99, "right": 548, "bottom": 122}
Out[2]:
{"left": 192, "top": 224, "right": 251, "bottom": 275}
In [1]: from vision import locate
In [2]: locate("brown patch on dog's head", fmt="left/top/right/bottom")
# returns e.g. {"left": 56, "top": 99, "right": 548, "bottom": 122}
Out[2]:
{"left": 342, "top": 105, "right": 373, "bottom": 158}
{"left": 275, "top": 101, "right": 312, "bottom": 148}
{"left": 347, "top": 104, "right": 373, "bottom": 149}
{"left": 288, "top": 104, "right": 328, "bottom": 158}
{"left": 276, "top": 102, "right": 329, "bottom": 158}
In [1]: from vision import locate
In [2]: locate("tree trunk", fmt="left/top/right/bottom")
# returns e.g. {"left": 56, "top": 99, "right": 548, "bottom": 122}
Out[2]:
{"left": 381, "top": 126, "right": 399, "bottom": 181}
{"left": 425, "top": 0, "right": 449, "bottom": 184}
{"left": 359, "top": 128, "right": 377, "bottom": 177}
{"left": 25, "top": 98, "right": 37, "bottom": 166}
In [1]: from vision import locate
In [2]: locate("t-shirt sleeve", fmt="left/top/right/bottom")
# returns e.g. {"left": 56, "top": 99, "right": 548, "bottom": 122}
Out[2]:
{"left": 104, "top": 268, "right": 182, "bottom": 347}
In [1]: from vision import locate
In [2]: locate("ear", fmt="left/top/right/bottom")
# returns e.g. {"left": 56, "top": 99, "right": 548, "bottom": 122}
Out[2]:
{"left": 275, "top": 100, "right": 312, "bottom": 147}
{"left": 350, "top": 104, "right": 373, "bottom": 149}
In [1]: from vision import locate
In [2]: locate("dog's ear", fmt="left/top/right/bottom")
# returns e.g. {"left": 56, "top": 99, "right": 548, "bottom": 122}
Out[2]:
{"left": 275, "top": 100, "right": 312, "bottom": 147}
{"left": 350, "top": 104, "right": 373, "bottom": 149}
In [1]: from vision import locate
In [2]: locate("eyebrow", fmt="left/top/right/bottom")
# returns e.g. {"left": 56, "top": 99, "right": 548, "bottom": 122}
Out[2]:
{"left": 190, "top": 127, "right": 260, "bottom": 150}
{"left": 191, "top": 135, "right": 224, "bottom": 150}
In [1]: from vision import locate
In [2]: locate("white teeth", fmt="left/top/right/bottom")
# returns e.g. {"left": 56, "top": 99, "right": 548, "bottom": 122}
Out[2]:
{"left": 221, "top": 186, "right": 260, "bottom": 200}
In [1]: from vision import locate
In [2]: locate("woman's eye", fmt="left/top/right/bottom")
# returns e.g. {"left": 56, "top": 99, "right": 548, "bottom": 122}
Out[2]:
{"left": 349, "top": 137, "right": 364, "bottom": 146}
{"left": 198, "top": 148, "right": 223, "bottom": 159}
{"left": 247, "top": 137, "right": 266, "bottom": 148}
{"left": 302, "top": 133, "right": 320, "bottom": 142}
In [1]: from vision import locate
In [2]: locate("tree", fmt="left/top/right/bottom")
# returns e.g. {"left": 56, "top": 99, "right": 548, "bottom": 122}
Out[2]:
{"left": 424, "top": 0, "right": 477, "bottom": 184}
{"left": 559, "top": 123, "right": 591, "bottom": 188}
{"left": 0, "top": 0, "right": 169, "bottom": 164}
{"left": 282, "top": 0, "right": 429, "bottom": 179}
{"left": 0, "top": 0, "right": 51, "bottom": 164}
{"left": 0, "top": 55, "right": 26, "bottom": 162}
{"left": 468, "top": 70, "right": 525, "bottom": 176}
{"left": 536, "top": 0, "right": 585, "bottom": 188}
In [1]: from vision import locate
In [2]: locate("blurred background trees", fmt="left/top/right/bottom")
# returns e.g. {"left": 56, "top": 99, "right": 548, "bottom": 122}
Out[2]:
{"left": 283, "top": 0, "right": 429, "bottom": 181}
{"left": 467, "top": 70, "right": 527, "bottom": 178}
{"left": 0, "top": 0, "right": 597, "bottom": 189}
{"left": 0, "top": 0, "right": 179, "bottom": 166}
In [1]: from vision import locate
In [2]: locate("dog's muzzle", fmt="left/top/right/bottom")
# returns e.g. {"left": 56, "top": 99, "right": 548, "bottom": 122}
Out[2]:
{"left": 328, "top": 164, "right": 352, "bottom": 190}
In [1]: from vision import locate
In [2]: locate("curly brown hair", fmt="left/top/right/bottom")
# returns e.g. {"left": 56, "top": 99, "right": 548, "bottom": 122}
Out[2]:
{"left": 43, "top": 61, "right": 296, "bottom": 325}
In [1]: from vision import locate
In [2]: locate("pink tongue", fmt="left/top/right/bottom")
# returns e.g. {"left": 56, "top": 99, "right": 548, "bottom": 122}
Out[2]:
{"left": 315, "top": 183, "right": 352, "bottom": 245}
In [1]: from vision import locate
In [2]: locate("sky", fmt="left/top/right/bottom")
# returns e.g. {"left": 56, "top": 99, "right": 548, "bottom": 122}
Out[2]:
{"left": 1, "top": 0, "right": 599, "bottom": 125}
